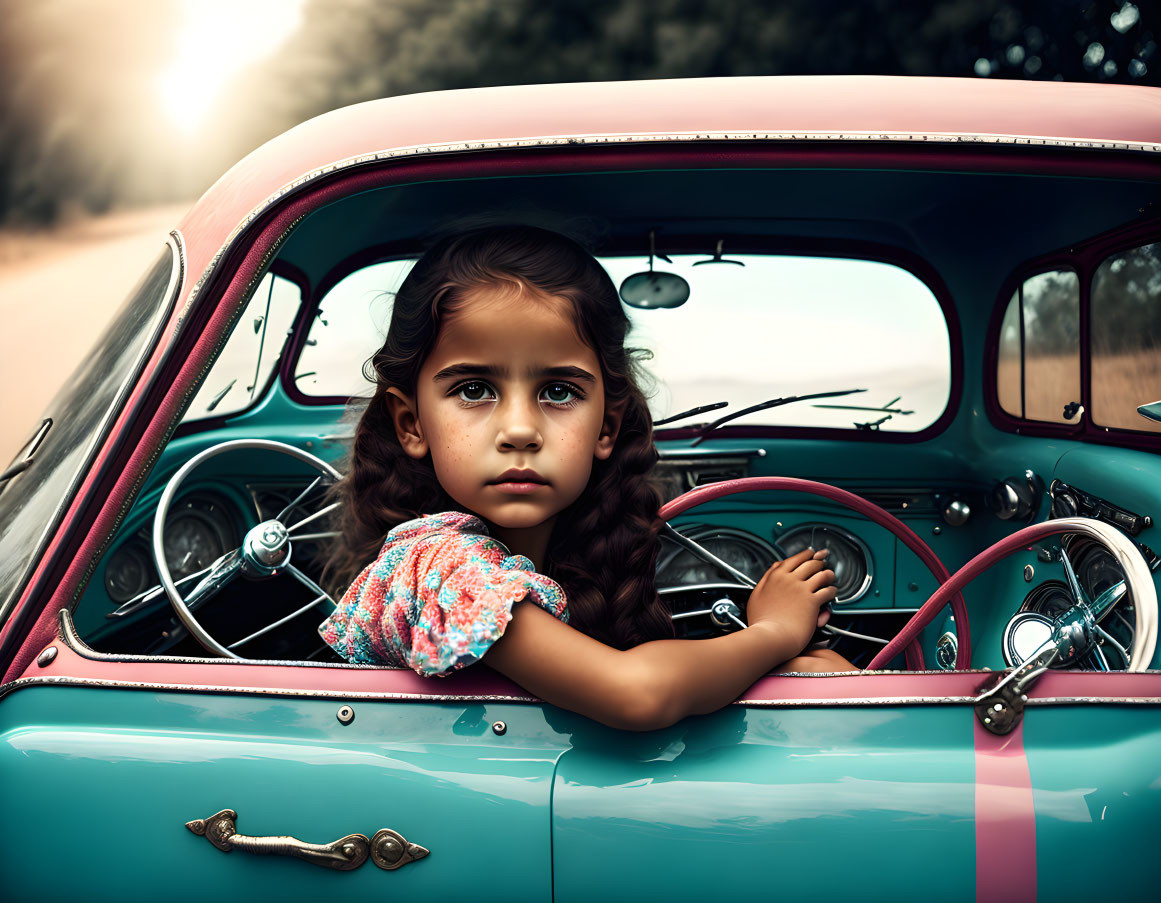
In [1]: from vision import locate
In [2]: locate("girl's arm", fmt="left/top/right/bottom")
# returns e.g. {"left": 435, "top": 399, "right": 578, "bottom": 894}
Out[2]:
{"left": 484, "top": 548, "right": 840, "bottom": 731}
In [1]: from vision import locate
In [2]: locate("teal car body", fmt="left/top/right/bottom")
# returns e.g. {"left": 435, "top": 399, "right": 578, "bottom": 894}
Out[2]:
{"left": 3, "top": 76, "right": 1161, "bottom": 900}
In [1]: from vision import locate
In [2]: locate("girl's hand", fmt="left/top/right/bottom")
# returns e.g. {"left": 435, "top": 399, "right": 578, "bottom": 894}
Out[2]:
{"left": 746, "top": 548, "right": 837, "bottom": 658}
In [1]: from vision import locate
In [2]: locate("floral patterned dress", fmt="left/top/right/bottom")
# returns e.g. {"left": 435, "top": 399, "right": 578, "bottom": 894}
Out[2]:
{"left": 319, "top": 512, "right": 568, "bottom": 676}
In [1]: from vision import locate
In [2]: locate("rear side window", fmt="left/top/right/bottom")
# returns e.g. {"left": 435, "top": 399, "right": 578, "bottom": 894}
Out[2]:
{"left": 1091, "top": 242, "right": 1161, "bottom": 434}
{"left": 996, "top": 270, "right": 1081, "bottom": 424}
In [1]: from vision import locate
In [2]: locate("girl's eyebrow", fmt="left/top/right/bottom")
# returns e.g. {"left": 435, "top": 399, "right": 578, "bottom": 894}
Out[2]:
{"left": 431, "top": 364, "right": 597, "bottom": 384}
{"left": 431, "top": 363, "right": 505, "bottom": 382}
{"left": 542, "top": 365, "right": 597, "bottom": 384}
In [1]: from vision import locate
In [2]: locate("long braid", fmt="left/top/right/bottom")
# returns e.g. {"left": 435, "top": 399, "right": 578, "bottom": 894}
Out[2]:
{"left": 547, "top": 387, "right": 673, "bottom": 648}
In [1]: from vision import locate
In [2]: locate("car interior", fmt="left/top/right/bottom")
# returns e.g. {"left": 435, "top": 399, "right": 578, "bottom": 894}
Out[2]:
{"left": 67, "top": 163, "right": 1161, "bottom": 674}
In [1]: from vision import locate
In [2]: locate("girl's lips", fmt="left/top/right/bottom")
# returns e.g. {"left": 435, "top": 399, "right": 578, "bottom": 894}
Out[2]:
{"left": 489, "top": 470, "right": 549, "bottom": 494}
{"left": 490, "top": 481, "right": 549, "bottom": 494}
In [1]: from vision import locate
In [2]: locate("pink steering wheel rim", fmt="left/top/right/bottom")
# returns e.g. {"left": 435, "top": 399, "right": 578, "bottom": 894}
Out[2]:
{"left": 658, "top": 476, "right": 971, "bottom": 670}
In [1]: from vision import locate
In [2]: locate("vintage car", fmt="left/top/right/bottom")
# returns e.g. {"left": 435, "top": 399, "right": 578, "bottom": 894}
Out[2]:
{"left": 2, "top": 76, "right": 1161, "bottom": 901}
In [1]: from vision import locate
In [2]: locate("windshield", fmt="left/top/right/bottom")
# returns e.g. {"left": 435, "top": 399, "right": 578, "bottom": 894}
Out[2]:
{"left": 0, "top": 244, "right": 179, "bottom": 622}
{"left": 293, "top": 252, "right": 951, "bottom": 432}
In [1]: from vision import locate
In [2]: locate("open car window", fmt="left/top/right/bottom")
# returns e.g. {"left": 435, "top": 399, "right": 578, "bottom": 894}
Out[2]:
{"left": 293, "top": 253, "right": 952, "bottom": 432}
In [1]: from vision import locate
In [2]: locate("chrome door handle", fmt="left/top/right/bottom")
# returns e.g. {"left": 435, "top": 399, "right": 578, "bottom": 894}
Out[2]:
{"left": 186, "top": 809, "right": 429, "bottom": 872}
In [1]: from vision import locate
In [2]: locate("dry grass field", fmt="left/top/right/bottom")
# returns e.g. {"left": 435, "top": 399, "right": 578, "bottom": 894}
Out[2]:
{"left": 998, "top": 352, "right": 1161, "bottom": 433}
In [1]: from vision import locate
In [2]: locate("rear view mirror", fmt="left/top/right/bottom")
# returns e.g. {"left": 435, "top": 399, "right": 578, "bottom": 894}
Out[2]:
{"left": 618, "top": 271, "right": 690, "bottom": 309}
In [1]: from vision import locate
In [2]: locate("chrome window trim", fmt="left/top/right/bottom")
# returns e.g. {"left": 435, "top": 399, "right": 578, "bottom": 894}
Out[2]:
{"left": 6, "top": 673, "right": 1161, "bottom": 708}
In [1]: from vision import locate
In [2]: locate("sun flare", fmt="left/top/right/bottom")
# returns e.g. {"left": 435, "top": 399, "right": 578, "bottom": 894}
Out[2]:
{"left": 158, "top": 0, "right": 305, "bottom": 131}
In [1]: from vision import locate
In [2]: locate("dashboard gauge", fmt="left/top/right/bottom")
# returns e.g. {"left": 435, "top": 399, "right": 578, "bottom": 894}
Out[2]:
{"left": 776, "top": 524, "right": 871, "bottom": 603}
{"left": 657, "top": 526, "right": 778, "bottom": 587}
{"left": 104, "top": 542, "right": 152, "bottom": 603}
{"left": 1017, "top": 580, "right": 1074, "bottom": 619}
{"left": 162, "top": 497, "right": 236, "bottom": 580}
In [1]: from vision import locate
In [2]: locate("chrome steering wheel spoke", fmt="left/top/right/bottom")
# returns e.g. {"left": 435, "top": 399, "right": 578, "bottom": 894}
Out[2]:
{"left": 182, "top": 549, "right": 244, "bottom": 611}
{"left": 661, "top": 523, "right": 758, "bottom": 588}
{"left": 154, "top": 439, "right": 343, "bottom": 659}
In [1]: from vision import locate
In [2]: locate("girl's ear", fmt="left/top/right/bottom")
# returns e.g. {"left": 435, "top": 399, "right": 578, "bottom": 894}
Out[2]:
{"left": 594, "top": 402, "right": 624, "bottom": 460}
{"left": 384, "top": 388, "right": 429, "bottom": 459}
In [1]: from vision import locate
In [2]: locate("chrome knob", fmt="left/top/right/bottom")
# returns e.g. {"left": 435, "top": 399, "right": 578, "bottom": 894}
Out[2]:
{"left": 989, "top": 471, "right": 1042, "bottom": 522}
{"left": 942, "top": 499, "right": 971, "bottom": 526}
{"left": 1052, "top": 489, "right": 1079, "bottom": 519}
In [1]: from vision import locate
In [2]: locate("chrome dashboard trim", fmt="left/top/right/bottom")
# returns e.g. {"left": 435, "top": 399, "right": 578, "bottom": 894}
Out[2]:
{"left": 657, "top": 447, "right": 767, "bottom": 459}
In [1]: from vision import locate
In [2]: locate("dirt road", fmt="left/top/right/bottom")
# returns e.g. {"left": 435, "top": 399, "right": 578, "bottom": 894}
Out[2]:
{"left": 0, "top": 206, "right": 188, "bottom": 465}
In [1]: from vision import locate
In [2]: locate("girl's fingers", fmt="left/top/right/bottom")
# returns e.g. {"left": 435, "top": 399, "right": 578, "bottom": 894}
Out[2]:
{"left": 817, "top": 605, "right": 832, "bottom": 627}
{"left": 781, "top": 549, "right": 816, "bottom": 569}
{"left": 812, "top": 548, "right": 830, "bottom": 560}
{"left": 791, "top": 558, "right": 828, "bottom": 579}
{"left": 814, "top": 584, "right": 838, "bottom": 602}
{"left": 806, "top": 569, "right": 836, "bottom": 591}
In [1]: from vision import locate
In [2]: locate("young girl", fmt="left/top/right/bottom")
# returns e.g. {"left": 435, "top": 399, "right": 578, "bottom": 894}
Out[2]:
{"left": 321, "top": 225, "right": 852, "bottom": 730}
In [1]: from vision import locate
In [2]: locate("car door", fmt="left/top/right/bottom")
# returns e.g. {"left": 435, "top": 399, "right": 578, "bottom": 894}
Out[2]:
{"left": 549, "top": 670, "right": 1161, "bottom": 902}
{"left": 0, "top": 623, "right": 569, "bottom": 901}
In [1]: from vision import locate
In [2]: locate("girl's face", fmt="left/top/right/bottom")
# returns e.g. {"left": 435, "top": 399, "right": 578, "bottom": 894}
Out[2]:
{"left": 387, "top": 281, "right": 621, "bottom": 534}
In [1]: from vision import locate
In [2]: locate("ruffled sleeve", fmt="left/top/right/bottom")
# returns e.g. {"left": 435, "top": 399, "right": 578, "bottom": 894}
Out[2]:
{"left": 319, "top": 512, "right": 568, "bottom": 676}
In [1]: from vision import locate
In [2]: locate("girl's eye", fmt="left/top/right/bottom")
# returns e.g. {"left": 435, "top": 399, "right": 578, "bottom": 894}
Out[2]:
{"left": 541, "top": 383, "right": 581, "bottom": 405}
{"left": 454, "top": 381, "right": 495, "bottom": 403}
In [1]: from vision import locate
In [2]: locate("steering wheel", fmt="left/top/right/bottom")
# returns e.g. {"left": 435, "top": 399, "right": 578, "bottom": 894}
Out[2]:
{"left": 869, "top": 516, "right": 1157, "bottom": 672}
{"left": 660, "top": 477, "right": 1157, "bottom": 672}
{"left": 153, "top": 439, "right": 342, "bottom": 659}
{"left": 659, "top": 477, "right": 971, "bottom": 669}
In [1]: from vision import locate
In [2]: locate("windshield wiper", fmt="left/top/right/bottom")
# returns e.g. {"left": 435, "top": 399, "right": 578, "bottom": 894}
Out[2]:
{"left": 812, "top": 395, "right": 913, "bottom": 416}
{"left": 205, "top": 378, "right": 237, "bottom": 413}
{"left": 689, "top": 389, "right": 865, "bottom": 446}
{"left": 0, "top": 418, "right": 52, "bottom": 485}
{"left": 652, "top": 401, "right": 728, "bottom": 427}
{"left": 812, "top": 394, "right": 913, "bottom": 431}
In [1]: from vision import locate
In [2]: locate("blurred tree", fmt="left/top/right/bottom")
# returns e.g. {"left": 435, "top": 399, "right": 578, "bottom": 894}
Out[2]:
{"left": 257, "top": 0, "right": 1160, "bottom": 124}
{"left": 0, "top": 0, "right": 180, "bottom": 225}
{"left": 1022, "top": 272, "right": 1081, "bottom": 356}
{"left": 1093, "top": 242, "right": 1161, "bottom": 352}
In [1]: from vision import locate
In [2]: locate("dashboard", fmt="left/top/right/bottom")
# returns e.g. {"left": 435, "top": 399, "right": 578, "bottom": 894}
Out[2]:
{"left": 70, "top": 425, "right": 1160, "bottom": 672}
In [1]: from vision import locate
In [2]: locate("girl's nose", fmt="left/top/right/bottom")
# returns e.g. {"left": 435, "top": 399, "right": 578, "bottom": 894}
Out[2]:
{"left": 495, "top": 400, "right": 542, "bottom": 450}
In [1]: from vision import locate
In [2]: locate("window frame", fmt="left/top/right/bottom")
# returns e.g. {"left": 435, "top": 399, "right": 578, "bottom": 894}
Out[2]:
{"left": 985, "top": 218, "right": 1161, "bottom": 453}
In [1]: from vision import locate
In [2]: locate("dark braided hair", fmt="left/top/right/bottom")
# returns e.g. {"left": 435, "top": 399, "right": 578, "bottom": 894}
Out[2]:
{"left": 326, "top": 225, "right": 673, "bottom": 649}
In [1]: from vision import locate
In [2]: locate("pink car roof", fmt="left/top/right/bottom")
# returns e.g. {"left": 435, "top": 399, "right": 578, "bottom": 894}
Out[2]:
{"left": 177, "top": 76, "right": 1161, "bottom": 292}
